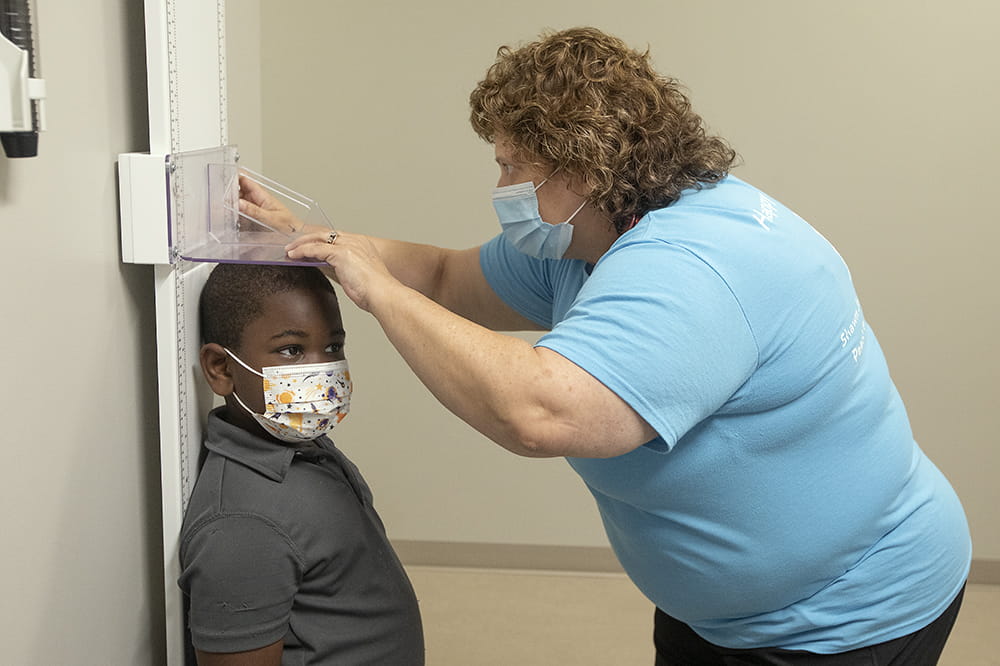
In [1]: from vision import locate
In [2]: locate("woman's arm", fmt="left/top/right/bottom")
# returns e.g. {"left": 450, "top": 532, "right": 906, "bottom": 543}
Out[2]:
{"left": 285, "top": 231, "right": 656, "bottom": 458}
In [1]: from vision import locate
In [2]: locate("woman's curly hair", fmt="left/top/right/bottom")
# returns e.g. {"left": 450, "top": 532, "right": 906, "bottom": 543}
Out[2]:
{"left": 470, "top": 27, "right": 738, "bottom": 233}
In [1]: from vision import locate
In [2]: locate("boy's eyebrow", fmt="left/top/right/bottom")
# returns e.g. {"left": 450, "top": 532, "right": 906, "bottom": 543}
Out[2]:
{"left": 269, "top": 328, "right": 346, "bottom": 340}
{"left": 270, "top": 329, "right": 308, "bottom": 340}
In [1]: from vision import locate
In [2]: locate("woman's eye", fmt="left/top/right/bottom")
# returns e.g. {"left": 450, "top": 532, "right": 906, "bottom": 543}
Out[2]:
{"left": 277, "top": 346, "right": 303, "bottom": 358}
{"left": 326, "top": 343, "right": 344, "bottom": 354}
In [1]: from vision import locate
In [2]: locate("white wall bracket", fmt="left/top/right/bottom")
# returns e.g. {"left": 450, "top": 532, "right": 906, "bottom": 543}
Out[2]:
{"left": 118, "top": 152, "right": 171, "bottom": 264}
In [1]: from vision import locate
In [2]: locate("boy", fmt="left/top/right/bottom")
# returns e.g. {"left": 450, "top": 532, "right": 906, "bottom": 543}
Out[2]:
{"left": 179, "top": 263, "right": 424, "bottom": 665}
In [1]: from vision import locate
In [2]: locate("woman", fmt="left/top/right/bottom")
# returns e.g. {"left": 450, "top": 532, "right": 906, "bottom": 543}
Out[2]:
{"left": 241, "top": 27, "right": 970, "bottom": 665}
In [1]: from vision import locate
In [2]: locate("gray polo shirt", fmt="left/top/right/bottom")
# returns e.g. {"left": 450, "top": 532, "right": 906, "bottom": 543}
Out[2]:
{"left": 179, "top": 409, "right": 424, "bottom": 664}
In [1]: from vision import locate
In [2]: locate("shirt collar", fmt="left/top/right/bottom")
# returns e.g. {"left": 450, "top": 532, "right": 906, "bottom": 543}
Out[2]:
{"left": 204, "top": 407, "right": 336, "bottom": 482}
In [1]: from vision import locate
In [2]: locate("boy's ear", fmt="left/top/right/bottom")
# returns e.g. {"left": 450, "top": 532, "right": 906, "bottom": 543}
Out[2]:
{"left": 200, "top": 343, "right": 235, "bottom": 397}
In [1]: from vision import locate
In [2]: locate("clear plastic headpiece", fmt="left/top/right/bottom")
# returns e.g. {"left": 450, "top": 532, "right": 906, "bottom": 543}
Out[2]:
{"left": 168, "top": 146, "right": 333, "bottom": 267}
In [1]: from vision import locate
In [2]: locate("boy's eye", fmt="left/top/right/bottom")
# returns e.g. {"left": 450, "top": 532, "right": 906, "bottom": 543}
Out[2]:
{"left": 277, "top": 345, "right": 304, "bottom": 358}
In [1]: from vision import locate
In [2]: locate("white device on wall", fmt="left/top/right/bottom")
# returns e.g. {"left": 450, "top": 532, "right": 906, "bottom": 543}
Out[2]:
{"left": 118, "top": 147, "right": 333, "bottom": 265}
{"left": 0, "top": 0, "right": 46, "bottom": 157}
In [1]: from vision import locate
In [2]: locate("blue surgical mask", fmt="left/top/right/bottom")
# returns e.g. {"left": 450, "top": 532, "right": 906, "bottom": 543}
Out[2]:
{"left": 491, "top": 175, "right": 587, "bottom": 260}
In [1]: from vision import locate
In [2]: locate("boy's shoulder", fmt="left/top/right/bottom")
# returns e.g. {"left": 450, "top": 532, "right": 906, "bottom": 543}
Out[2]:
{"left": 182, "top": 410, "right": 372, "bottom": 545}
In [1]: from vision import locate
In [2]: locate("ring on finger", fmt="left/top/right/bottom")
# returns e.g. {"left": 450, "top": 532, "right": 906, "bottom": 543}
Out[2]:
{"left": 326, "top": 231, "right": 338, "bottom": 244}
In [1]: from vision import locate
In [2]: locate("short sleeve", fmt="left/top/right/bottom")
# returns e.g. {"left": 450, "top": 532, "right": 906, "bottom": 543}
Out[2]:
{"left": 537, "top": 240, "right": 759, "bottom": 450}
{"left": 479, "top": 234, "right": 557, "bottom": 328}
{"left": 179, "top": 513, "right": 303, "bottom": 653}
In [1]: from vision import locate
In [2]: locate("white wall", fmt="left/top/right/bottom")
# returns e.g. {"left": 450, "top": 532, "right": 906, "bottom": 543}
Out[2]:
{"left": 0, "top": 1, "right": 164, "bottom": 665}
{"left": 248, "top": 0, "right": 1000, "bottom": 562}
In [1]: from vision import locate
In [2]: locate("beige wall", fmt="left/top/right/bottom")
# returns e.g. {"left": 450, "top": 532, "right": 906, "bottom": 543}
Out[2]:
{"left": 0, "top": 1, "right": 164, "bottom": 664}
{"left": 226, "top": 0, "right": 263, "bottom": 171}
{"left": 12, "top": 2, "right": 995, "bottom": 663}
{"left": 241, "top": 0, "right": 1000, "bottom": 561}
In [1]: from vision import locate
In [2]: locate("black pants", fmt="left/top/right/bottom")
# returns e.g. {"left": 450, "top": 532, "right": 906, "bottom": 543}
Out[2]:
{"left": 653, "top": 585, "right": 965, "bottom": 666}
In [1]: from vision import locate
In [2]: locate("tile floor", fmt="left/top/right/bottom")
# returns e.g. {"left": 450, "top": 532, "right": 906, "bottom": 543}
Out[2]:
{"left": 406, "top": 566, "right": 999, "bottom": 665}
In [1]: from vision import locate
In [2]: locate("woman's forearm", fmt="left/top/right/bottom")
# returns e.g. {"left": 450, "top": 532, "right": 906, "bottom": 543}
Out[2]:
{"left": 365, "top": 276, "right": 652, "bottom": 459}
{"left": 369, "top": 278, "right": 554, "bottom": 456}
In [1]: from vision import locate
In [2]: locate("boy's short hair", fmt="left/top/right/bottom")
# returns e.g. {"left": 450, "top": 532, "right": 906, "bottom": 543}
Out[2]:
{"left": 199, "top": 263, "right": 336, "bottom": 350}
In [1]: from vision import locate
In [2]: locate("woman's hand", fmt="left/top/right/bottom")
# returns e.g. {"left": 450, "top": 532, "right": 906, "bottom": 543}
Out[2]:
{"left": 238, "top": 174, "right": 328, "bottom": 236}
{"left": 284, "top": 230, "right": 399, "bottom": 313}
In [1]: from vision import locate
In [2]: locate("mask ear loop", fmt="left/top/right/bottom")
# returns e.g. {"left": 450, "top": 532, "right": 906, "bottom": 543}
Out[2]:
{"left": 565, "top": 199, "right": 587, "bottom": 224}
{"left": 533, "top": 166, "right": 562, "bottom": 192}
{"left": 534, "top": 166, "right": 587, "bottom": 224}
{"left": 223, "top": 348, "right": 267, "bottom": 416}
{"left": 230, "top": 390, "right": 265, "bottom": 417}
{"left": 224, "top": 348, "right": 265, "bottom": 378}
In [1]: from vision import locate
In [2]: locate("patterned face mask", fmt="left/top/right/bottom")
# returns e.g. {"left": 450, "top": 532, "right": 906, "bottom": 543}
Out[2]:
{"left": 225, "top": 349, "right": 351, "bottom": 443}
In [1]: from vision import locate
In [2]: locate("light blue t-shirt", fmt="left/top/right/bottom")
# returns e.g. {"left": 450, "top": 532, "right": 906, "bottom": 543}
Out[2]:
{"left": 479, "top": 175, "right": 970, "bottom": 653}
